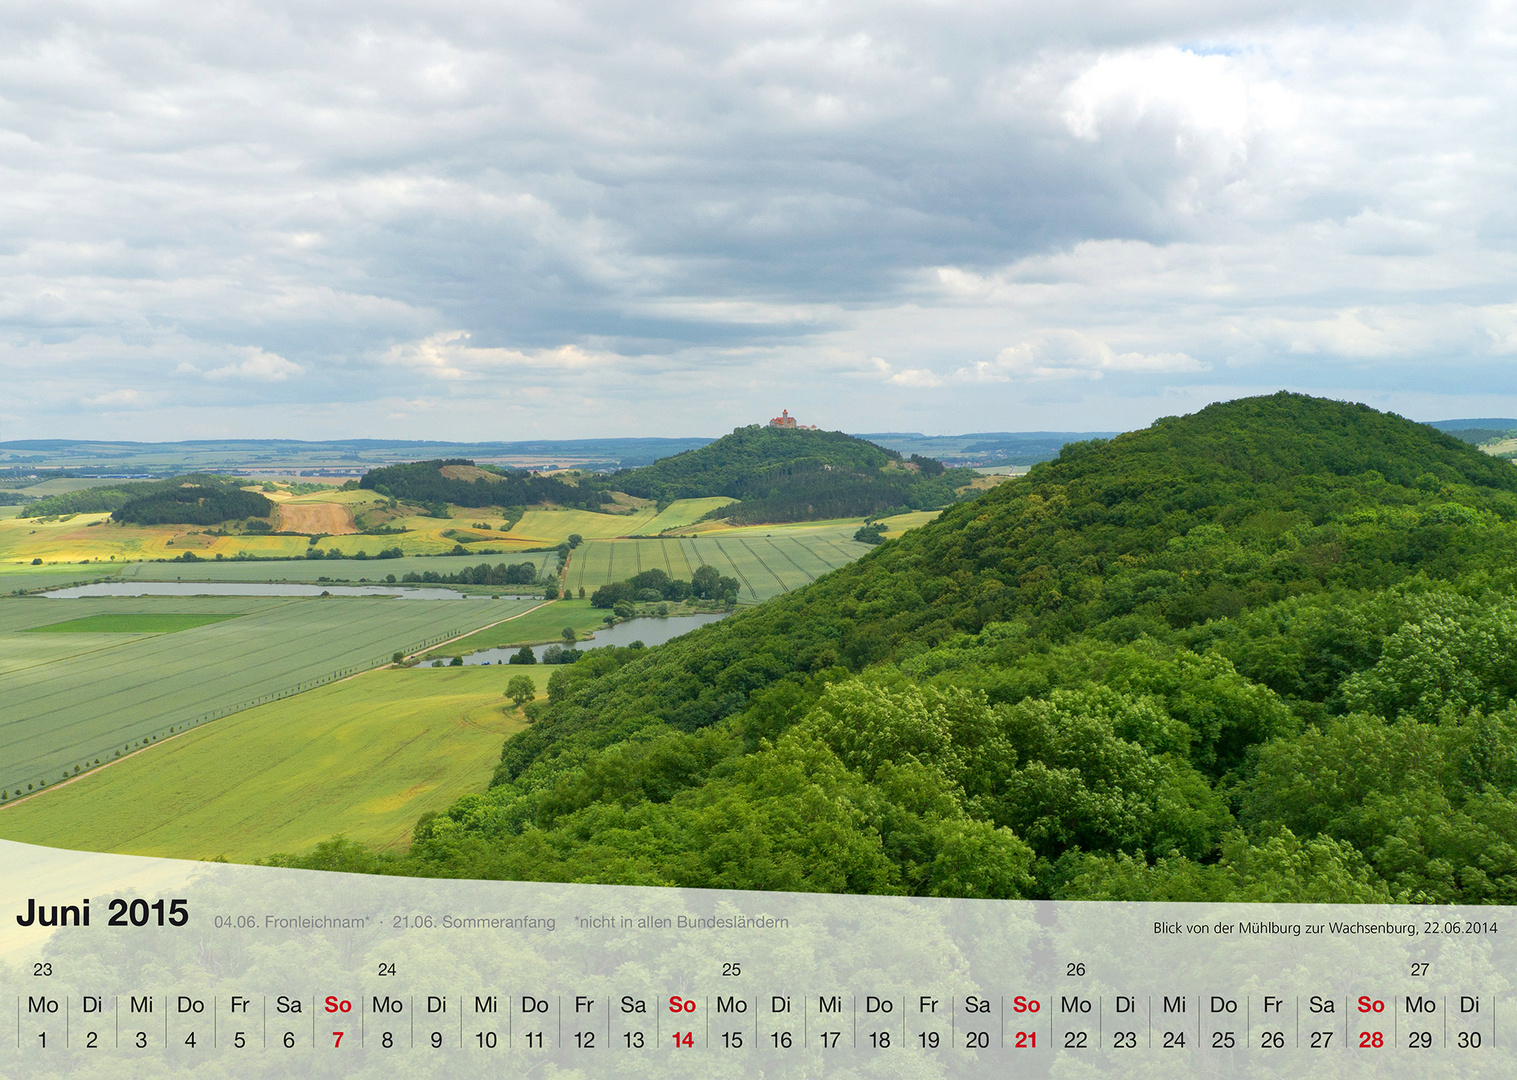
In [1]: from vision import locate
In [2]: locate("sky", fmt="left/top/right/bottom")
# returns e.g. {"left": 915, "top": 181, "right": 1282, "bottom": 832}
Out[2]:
{"left": 2, "top": 0, "right": 1516, "bottom": 441}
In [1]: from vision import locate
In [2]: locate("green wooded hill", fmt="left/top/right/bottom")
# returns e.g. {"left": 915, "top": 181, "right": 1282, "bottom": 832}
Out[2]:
{"left": 22, "top": 474, "right": 272, "bottom": 523}
{"left": 612, "top": 424, "right": 977, "bottom": 523}
{"left": 359, "top": 459, "right": 611, "bottom": 510}
{"left": 278, "top": 393, "right": 1517, "bottom": 904}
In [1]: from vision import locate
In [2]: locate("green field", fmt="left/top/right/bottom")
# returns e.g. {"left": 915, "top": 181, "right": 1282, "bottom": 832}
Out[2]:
{"left": 115, "top": 551, "right": 557, "bottom": 585}
{"left": 510, "top": 506, "right": 660, "bottom": 541}
{"left": 565, "top": 531, "right": 871, "bottom": 603}
{"left": 0, "top": 565, "right": 123, "bottom": 594}
{"left": 640, "top": 497, "right": 736, "bottom": 533}
{"left": 0, "top": 595, "right": 538, "bottom": 799}
{"left": 0, "top": 666, "right": 530, "bottom": 862}
{"left": 420, "top": 599, "right": 605, "bottom": 658}
{"left": 26, "top": 612, "right": 238, "bottom": 634}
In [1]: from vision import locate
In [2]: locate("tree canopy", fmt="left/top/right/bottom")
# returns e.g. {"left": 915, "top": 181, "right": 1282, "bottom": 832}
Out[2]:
{"left": 359, "top": 459, "right": 610, "bottom": 510}
{"left": 271, "top": 394, "right": 1517, "bottom": 904}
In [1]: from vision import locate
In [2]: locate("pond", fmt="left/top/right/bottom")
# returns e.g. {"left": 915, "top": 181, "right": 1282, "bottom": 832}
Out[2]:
{"left": 42, "top": 582, "right": 487, "bottom": 600}
{"left": 462, "top": 612, "right": 728, "bottom": 664}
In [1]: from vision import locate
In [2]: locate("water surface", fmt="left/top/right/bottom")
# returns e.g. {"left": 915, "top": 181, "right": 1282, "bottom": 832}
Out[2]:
{"left": 463, "top": 612, "right": 728, "bottom": 664}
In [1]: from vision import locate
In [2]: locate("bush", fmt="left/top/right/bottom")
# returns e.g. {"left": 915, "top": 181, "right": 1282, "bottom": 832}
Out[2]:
{"left": 508, "top": 646, "right": 537, "bottom": 665}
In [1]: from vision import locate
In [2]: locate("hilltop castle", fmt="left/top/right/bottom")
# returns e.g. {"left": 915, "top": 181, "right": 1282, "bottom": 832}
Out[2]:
{"left": 768, "top": 409, "right": 817, "bottom": 430}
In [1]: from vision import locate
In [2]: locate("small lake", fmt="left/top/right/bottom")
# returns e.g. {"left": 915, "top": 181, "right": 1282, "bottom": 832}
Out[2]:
{"left": 462, "top": 612, "right": 728, "bottom": 664}
{"left": 43, "top": 582, "right": 485, "bottom": 600}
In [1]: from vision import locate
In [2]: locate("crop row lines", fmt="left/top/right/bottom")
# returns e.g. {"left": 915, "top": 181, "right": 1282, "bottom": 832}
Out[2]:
{"left": 0, "top": 629, "right": 464, "bottom": 806}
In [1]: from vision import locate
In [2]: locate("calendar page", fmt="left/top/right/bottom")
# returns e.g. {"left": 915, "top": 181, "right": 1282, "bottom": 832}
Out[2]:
{"left": 3, "top": 839, "right": 1508, "bottom": 1078}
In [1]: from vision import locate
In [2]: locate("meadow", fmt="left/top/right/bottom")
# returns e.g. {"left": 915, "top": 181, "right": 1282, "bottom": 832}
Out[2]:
{"left": 0, "top": 666, "right": 530, "bottom": 862}
{"left": 510, "top": 505, "right": 660, "bottom": 540}
{"left": 419, "top": 599, "right": 606, "bottom": 658}
{"left": 0, "top": 594, "right": 538, "bottom": 800}
{"left": 639, "top": 496, "right": 736, "bottom": 532}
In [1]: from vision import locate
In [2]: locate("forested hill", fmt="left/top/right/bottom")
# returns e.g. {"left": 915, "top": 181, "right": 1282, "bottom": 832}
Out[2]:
{"left": 22, "top": 474, "right": 272, "bottom": 524}
{"left": 281, "top": 394, "right": 1517, "bottom": 906}
{"left": 359, "top": 459, "right": 610, "bottom": 510}
{"left": 613, "top": 425, "right": 978, "bottom": 522}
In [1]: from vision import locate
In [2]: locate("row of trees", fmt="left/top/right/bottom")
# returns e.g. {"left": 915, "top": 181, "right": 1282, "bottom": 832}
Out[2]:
{"left": 589, "top": 566, "right": 739, "bottom": 608}
{"left": 399, "top": 561, "right": 543, "bottom": 586}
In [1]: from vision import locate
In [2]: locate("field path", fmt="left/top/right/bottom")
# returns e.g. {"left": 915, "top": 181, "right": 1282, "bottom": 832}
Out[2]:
{"left": 277, "top": 502, "right": 357, "bottom": 535}
{"left": 393, "top": 601, "right": 555, "bottom": 665}
{"left": 1, "top": 599, "right": 558, "bottom": 811}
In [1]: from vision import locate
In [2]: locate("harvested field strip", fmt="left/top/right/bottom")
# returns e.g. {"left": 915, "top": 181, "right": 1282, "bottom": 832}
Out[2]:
{"left": 276, "top": 502, "right": 357, "bottom": 535}
{"left": 0, "top": 596, "right": 535, "bottom": 800}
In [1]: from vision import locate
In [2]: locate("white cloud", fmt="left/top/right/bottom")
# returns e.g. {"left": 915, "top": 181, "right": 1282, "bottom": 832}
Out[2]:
{"left": 888, "top": 367, "right": 943, "bottom": 388}
{"left": 82, "top": 388, "right": 161, "bottom": 408}
{"left": 960, "top": 331, "right": 1206, "bottom": 382}
{"left": 204, "top": 347, "right": 304, "bottom": 381}
{"left": 379, "top": 332, "right": 619, "bottom": 380}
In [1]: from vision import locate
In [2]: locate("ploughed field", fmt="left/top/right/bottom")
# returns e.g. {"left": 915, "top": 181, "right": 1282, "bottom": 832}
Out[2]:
{"left": 0, "top": 595, "right": 535, "bottom": 800}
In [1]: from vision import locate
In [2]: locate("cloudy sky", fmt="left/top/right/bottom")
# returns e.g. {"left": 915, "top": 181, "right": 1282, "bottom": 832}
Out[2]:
{"left": 3, "top": 0, "right": 1515, "bottom": 440}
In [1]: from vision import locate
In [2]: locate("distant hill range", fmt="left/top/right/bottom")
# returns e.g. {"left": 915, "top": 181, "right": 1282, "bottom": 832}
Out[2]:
{"left": 0, "top": 429, "right": 1119, "bottom": 477}
{"left": 0, "top": 437, "right": 713, "bottom": 475}
{"left": 860, "top": 431, "right": 1121, "bottom": 466}
{"left": 1427, "top": 419, "right": 1517, "bottom": 448}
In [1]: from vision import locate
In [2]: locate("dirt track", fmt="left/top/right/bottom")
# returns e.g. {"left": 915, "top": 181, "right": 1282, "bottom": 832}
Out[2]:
{"left": 277, "top": 502, "right": 357, "bottom": 535}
